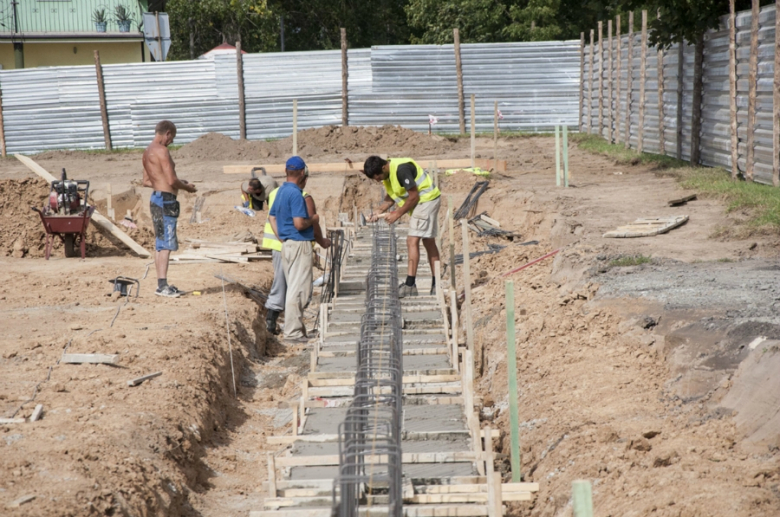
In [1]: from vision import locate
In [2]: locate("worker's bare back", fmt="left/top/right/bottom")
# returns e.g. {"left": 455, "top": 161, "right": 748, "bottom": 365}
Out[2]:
{"left": 142, "top": 141, "right": 181, "bottom": 194}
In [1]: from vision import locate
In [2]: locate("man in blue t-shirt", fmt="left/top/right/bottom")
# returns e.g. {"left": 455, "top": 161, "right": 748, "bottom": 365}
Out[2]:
{"left": 268, "top": 156, "right": 320, "bottom": 342}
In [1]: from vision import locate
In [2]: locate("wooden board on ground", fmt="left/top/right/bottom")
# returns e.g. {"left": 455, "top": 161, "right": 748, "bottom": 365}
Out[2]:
{"left": 61, "top": 353, "right": 119, "bottom": 365}
{"left": 603, "top": 215, "right": 688, "bottom": 238}
{"left": 668, "top": 194, "right": 696, "bottom": 207}
{"left": 224, "top": 158, "right": 506, "bottom": 176}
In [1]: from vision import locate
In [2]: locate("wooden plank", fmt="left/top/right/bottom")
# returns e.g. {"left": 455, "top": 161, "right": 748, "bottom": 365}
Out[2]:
{"left": 308, "top": 373, "right": 460, "bottom": 384}
{"left": 224, "top": 159, "right": 504, "bottom": 176}
{"left": 598, "top": 21, "right": 604, "bottom": 137}
{"left": 127, "top": 371, "right": 162, "bottom": 387}
{"left": 237, "top": 41, "right": 246, "bottom": 140}
{"left": 205, "top": 254, "right": 249, "bottom": 263}
{"left": 479, "top": 214, "right": 501, "bottom": 228}
{"left": 15, "top": 154, "right": 151, "bottom": 258}
{"left": 747, "top": 0, "right": 759, "bottom": 181}
{"left": 615, "top": 15, "right": 621, "bottom": 144}
{"left": 251, "top": 505, "right": 491, "bottom": 517}
{"left": 0, "top": 418, "right": 26, "bottom": 424}
{"left": 603, "top": 215, "right": 688, "bottom": 238}
{"left": 30, "top": 404, "right": 43, "bottom": 422}
{"left": 267, "top": 452, "right": 277, "bottom": 497}
{"left": 625, "top": 11, "right": 634, "bottom": 148}
{"left": 93, "top": 51, "right": 112, "bottom": 151}
{"left": 454, "top": 28, "right": 465, "bottom": 134}
{"left": 61, "top": 353, "right": 119, "bottom": 365}
{"left": 667, "top": 194, "right": 696, "bottom": 207}
{"left": 408, "top": 493, "right": 530, "bottom": 504}
{"left": 276, "top": 451, "right": 479, "bottom": 467}
{"left": 638, "top": 10, "right": 647, "bottom": 153}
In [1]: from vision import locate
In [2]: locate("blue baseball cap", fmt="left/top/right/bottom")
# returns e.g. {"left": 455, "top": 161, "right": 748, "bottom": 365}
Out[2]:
{"left": 286, "top": 156, "right": 307, "bottom": 171}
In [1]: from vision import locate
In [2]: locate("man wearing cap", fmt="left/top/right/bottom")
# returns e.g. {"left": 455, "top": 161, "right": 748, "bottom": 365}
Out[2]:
{"left": 268, "top": 157, "right": 321, "bottom": 342}
{"left": 241, "top": 174, "right": 277, "bottom": 210}
{"left": 262, "top": 171, "right": 330, "bottom": 335}
{"left": 363, "top": 156, "right": 441, "bottom": 298}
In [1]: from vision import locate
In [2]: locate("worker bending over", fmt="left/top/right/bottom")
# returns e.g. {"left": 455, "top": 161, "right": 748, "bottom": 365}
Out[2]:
{"left": 268, "top": 157, "right": 329, "bottom": 342}
{"left": 241, "top": 174, "right": 277, "bottom": 210}
{"left": 263, "top": 171, "right": 329, "bottom": 335}
{"left": 363, "top": 156, "right": 441, "bottom": 297}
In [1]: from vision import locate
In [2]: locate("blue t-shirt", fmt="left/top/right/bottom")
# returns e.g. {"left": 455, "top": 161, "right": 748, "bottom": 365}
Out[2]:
{"left": 269, "top": 182, "right": 314, "bottom": 242}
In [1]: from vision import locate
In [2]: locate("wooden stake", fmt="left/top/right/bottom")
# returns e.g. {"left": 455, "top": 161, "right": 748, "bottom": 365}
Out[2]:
{"left": 449, "top": 290, "right": 459, "bottom": 372}
{"left": 493, "top": 100, "right": 499, "bottom": 171}
{"left": 579, "top": 32, "right": 585, "bottom": 132}
{"left": 434, "top": 261, "right": 450, "bottom": 344}
{"left": 730, "top": 0, "right": 739, "bottom": 179}
{"left": 30, "top": 404, "right": 43, "bottom": 422}
{"left": 470, "top": 94, "right": 476, "bottom": 169}
{"left": 598, "top": 21, "right": 604, "bottom": 137}
{"left": 485, "top": 426, "right": 501, "bottom": 517}
{"left": 563, "top": 125, "right": 569, "bottom": 187}
{"left": 677, "top": 42, "right": 685, "bottom": 160}
{"left": 267, "top": 453, "right": 277, "bottom": 497}
{"left": 292, "top": 403, "right": 298, "bottom": 436}
{"left": 774, "top": 0, "right": 780, "bottom": 186}
{"left": 93, "top": 50, "right": 112, "bottom": 151}
{"left": 460, "top": 221, "right": 475, "bottom": 360}
{"left": 341, "top": 28, "right": 348, "bottom": 127}
{"left": 638, "top": 11, "right": 647, "bottom": 153}
{"left": 447, "top": 196, "right": 456, "bottom": 289}
{"left": 625, "top": 12, "right": 634, "bottom": 148}
{"left": 0, "top": 80, "right": 7, "bottom": 157}
{"left": 505, "top": 281, "right": 521, "bottom": 482}
{"left": 746, "top": 0, "right": 759, "bottom": 182}
{"left": 454, "top": 28, "right": 465, "bottom": 135}
{"left": 236, "top": 41, "right": 246, "bottom": 140}
{"left": 607, "top": 19, "right": 613, "bottom": 143}
{"left": 588, "top": 30, "right": 595, "bottom": 134}
{"left": 292, "top": 99, "right": 298, "bottom": 156}
{"left": 657, "top": 10, "right": 666, "bottom": 156}
{"left": 106, "top": 183, "right": 114, "bottom": 220}
{"left": 555, "top": 125, "right": 561, "bottom": 186}
{"left": 615, "top": 16, "right": 622, "bottom": 145}
{"left": 572, "top": 480, "right": 594, "bottom": 517}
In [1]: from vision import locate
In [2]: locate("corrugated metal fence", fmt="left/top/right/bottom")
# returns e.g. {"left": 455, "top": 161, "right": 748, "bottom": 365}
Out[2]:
{"left": 582, "top": 4, "right": 778, "bottom": 186}
{"left": 0, "top": 41, "right": 580, "bottom": 154}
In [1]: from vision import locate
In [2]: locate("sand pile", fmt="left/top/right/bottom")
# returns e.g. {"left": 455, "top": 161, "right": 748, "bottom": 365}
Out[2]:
{"left": 175, "top": 125, "right": 458, "bottom": 162}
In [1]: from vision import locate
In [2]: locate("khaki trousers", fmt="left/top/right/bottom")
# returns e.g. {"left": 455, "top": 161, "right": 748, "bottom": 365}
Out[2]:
{"left": 281, "top": 240, "right": 313, "bottom": 339}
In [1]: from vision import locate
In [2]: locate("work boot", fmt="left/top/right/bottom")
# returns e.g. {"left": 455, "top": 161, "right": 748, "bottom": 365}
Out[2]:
{"left": 398, "top": 283, "right": 418, "bottom": 298}
{"left": 265, "top": 310, "right": 280, "bottom": 335}
{"left": 430, "top": 283, "right": 436, "bottom": 296}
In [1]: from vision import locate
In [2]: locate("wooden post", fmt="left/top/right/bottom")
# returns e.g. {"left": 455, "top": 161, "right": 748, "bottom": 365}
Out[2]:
{"left": 460, "top": 221, "right": 475, "bottom": 361}
{"left": 578, "top": 32, "right": 585, "bottom": 132}
{"left": 484, "top": 426, "right": 501, "bottom": 517}
{"left": 563, "top": 125, "right": 569, "bottom": 187}
{"left": 615, "top": 16, "right": 622, "bottom": 145}
{"left": 236, "top": 41, "right": 246, "bottom": 140}
{"left": 292, "top": 99, "right": 298, "bottom": 156}
{"left": 625, "top": 12, "right": 634, "bottom": 148}
{"left": 730, "top": 0, "right": 739, "bottom": 179}
{"left": 341, "top": 28, "right": 348, "bottom": 127}
{"left": 746, "top": 0, "right": 759, "bottom": 182}
{"left": 267, "top": 453, "right": 277, "bottom": 497}
{"left": 0, "top": 80, "right": 7, "bottom": 157}
{"left": 555, "top": 125, "right": 561, "bottom": 186}
{"left": 454, "top": 28, "right": 465, "bottom": 135}
{"left": 449, "top": 290, "right": 459, "bottom": 371}
{"left": 657, "top": 10, "right": 666, "bottom": 156}
{"left": 93, "top": 50, "right": 112, "bottom": 151}
{"left": 598, "top": 21, "right": 603, "bottom": 137}
{"left": 434, "top": 261, "right": 450, "bottom": 346}
{"left": 774, "top": 0, "right": 780, "bottom": 186}
{"left": 505, "top": 281, "right": 521, "bottom": 482}
{"left": 677, "top": 42, "right": 685, "bottom": 160}
{"left": 447, "top": 196, "right": 456, "bottom": 290}
{"left": 106, "top": 183, "right": 114, "bottom": 220}
{"left": 470, "top": 94, "right": 476, "bottom": 169}
{"left": 588, "top": 30, "right": 595, "bottom": 134}
{"left": 638, "top": 11, "right": 647, "bottom": 154}
{"left": 607, "top": 19, "right": 613, "bottom": 143}
{"left": 691, "top": 34, "right": 704, "bottom": 166}
{"left": 572, "top": 480, "right": 594, "bottom": 517}
{"left": 493, "top": 100, "right": 499, "bottom": 171}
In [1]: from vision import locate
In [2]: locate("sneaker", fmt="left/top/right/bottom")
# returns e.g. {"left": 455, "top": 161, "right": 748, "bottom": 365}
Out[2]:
{"left": 430, "top": 284, "right": 436, "bottom": 296}
{"left": 398, "top": 283, "right": 418, "bottom": 298}
{"left": 155, "top": 285, "right": 182, "bottom": 298}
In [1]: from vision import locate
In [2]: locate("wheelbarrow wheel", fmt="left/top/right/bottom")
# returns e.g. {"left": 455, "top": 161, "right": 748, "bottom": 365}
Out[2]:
{"left": 63, "top": 235, "right": 77, "bottom": 258}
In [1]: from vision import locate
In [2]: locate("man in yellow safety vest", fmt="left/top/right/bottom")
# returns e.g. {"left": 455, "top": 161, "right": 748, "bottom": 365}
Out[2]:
{"left": 363, "top": 156, "right": 441, "bottom": 298}
{"left": 262, "top": 168, "right": 330, "bottom": 335}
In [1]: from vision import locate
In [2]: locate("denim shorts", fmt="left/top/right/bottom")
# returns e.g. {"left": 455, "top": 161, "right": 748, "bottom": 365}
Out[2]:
{"left": 150, "top": 191, "right": 179, "bottom": 252}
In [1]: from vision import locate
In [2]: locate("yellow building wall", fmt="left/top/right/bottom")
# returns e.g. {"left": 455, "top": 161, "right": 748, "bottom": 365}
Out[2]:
{"left": 0, "top": 41, "right": 150, "bottom": 70}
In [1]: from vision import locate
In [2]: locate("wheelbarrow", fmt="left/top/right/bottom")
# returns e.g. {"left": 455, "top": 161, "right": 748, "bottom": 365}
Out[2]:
{"left": 32, "top": 205, "right": 95, "bottom": 259}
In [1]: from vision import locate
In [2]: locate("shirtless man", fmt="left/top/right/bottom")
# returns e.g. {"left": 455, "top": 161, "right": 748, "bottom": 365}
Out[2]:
{"left": 142, "top": 120, "right": 197, "bottom": 298}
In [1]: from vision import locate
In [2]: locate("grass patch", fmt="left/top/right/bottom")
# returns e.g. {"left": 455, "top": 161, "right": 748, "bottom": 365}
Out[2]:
{"left": 570, "top": 133, "right": 687, "bottom": 168}
{"left": 609, "top": 255, "right": 653, "bottom": 267}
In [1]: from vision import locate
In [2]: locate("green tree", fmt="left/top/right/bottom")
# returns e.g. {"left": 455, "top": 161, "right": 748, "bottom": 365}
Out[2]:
{"left": 405, "top": 0, "right": 510, "bottom": 44}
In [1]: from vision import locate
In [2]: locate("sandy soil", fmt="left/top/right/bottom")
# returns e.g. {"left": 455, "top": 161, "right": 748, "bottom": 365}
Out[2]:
{"left": 0, "top": 128, "right": 778, "bottom": 517}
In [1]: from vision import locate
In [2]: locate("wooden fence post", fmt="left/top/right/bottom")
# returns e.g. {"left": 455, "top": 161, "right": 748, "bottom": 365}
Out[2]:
{"left": 579, "top": 32, "right": 585, "bottom": 132}
{"left": 774, "top": 0, "right": 780, "bottom": 186}
{"left": 677, "top": 42, "right": 685, "bottom": 160}
{"left": 505, "top": 281, "right": 521, "bottom": 482}
{"left": 625, "top": 12, "right": 634, "bottom": 148}
{"left": 638, "top": 10, "right": 647, "bottom": 154}
{"left": 0, "top": 81, "right": 6, "bottom": 157}
{"left": 493, "top": 100, "right": 499, "bottom": 171}
{"left": 607, "top": 19, "right": 613, "bottom": 143}
{"left": 730, "top": 0, "right": 739, "bottom": 179}
{"left": 470, "top": 94, "right": 476, "bottom": 169}
{"left": 589, "top": 30, "right": 595, "bottom": 134}
{"left": 236, "top": 41, "right": 246, "bottom": 140}
{"left": 460, "top": 220, "right": 475, "bottom": 363}
{"left": 341, "top": 28, "right": 348, "bottom": 127}
{"left": 454, "top": 28, "right": 465, "bottom": 135}
{"left": 657, "top": 10, "right": 666, "bottom": 156}
{"left": 616, "top": 15, "right": 622, "bottom": 145}
{"left": 598, "top": 21, "right": 603, "bottom": 137}
{"left": 746, "top": 0, "right": 759, "bottom": 182}
{"left": 94, "top": 50, "right": 112, "bottom": 151}
{"left": 292, "top": 99, "right": 298, "bottom": 156}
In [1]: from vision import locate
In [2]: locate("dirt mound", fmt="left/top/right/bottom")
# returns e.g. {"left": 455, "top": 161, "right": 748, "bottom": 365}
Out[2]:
{"left": 0, "top": 178, "right": 153, "bottom": 258}
{"left": 175, "top": 125, "right": 458, "bottom": 163}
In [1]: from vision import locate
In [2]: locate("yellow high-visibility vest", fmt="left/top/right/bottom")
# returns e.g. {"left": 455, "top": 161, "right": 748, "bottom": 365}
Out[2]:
{"left": 382, "top": 158, "right": 440, "bottom": 213}
{"left": 262, "top": 187, "right": 308, "bottom": 251}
